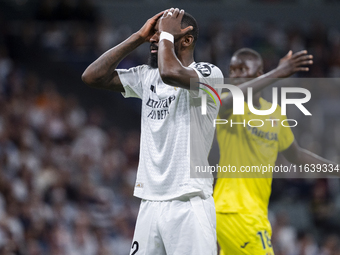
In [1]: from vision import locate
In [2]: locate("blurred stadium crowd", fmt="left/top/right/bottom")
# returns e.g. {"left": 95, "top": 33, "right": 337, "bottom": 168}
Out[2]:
{"left": 0, "top": 0, "right": 340, "bottom": 254}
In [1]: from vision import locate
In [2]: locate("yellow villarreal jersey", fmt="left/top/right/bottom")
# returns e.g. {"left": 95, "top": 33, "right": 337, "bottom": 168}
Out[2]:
{"left": 213, "top": 96, "right": 294, "bottom": 216}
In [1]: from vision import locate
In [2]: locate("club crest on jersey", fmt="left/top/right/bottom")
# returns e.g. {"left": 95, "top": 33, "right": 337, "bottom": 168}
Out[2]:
{"left": 135, "top": 182, "right": 144, "bottom": 188}
{"left": 195, "top": 63, "right": 213, "bottom": 77}
{"left": 269, "top": 117, "right": 278, "bottom": 127}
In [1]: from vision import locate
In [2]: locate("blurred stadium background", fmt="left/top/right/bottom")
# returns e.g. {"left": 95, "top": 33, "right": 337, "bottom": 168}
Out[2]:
{"left": 0, "top": 0, "right": 340, "bottom": 254}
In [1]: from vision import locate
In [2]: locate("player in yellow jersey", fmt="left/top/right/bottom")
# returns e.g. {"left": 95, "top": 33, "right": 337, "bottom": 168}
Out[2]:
{"left": 214, "top": 48, "right": 338, "bottom": 255}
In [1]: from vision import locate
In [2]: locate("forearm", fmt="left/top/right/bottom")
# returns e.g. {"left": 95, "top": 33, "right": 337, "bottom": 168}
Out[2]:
{"left": 157, "top": 9, "right": 197, "bottom": 89}
{"left": 158, "top": 40, "right": 178, "bottom": 81}
{"left": 82, "top": 32, "right": 144, "bottom": 88}
{"left": 284, "top": 145, "right": 339, "bottom": 177}
{"left": 293, "top": 149, "right": 335, "bottom": 166}
{"left": 222, "top": 68, "right": 282, "bottom": 111}
{"left": 238, "top": 68, "right": 282, "bottom": 97}
{"left": 222, "top": 50, "right": 312, "bottom": 112}
{"left": 158, "top": 40, "right": 190, "bottom": 88}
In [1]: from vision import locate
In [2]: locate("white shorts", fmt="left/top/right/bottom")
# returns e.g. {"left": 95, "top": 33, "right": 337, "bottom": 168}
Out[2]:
{"left": 129, "top": 195, "right": 217, "bottom": 255}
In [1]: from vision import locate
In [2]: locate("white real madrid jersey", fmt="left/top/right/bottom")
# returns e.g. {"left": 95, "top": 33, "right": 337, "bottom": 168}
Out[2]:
{"left": 117, "top": 62, "right": 223, "bottom": 200}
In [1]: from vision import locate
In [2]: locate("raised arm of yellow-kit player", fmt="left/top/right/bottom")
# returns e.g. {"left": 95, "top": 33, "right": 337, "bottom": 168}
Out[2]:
{"left": 220, "top": 50, "right": 313, "bottom": 116}
{"left": 81, "top": 11, "right": 164, "bottom": 92}
{"left": 157, "top": 8, "right": 199, "bottom": 89}
{"left": 282, "top": 140, "right": 339, "bottom": 176}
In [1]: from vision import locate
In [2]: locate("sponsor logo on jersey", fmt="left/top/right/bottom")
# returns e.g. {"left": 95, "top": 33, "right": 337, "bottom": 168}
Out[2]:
{"left": 146, "top": 95, "right": 176, "bottom": 120}
{"left": 246, "top": 124, "right": 278, "bottom": 141}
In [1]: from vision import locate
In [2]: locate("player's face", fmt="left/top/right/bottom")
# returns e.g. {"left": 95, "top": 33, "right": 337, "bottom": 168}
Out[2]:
{"left": 229, "top": 55, "right": 261, "bottom": 85}
{"left": 148, "top": 19, "right": 180, "bottom": 69}
{"left": 148, "top": 20, "right": 160, "bottom": 68}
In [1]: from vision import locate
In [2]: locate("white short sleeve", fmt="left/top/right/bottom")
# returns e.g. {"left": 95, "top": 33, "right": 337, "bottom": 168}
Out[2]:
{"left": 116, "top": 65, "right": 149, "bottom": 99}
{"left": 189, "top": 62, "right": 224, "bottom": 100}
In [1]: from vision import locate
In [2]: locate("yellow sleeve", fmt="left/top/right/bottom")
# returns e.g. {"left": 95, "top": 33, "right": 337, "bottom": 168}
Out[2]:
{"left": 278, "top": 116, "right": 295, "bottom": 152}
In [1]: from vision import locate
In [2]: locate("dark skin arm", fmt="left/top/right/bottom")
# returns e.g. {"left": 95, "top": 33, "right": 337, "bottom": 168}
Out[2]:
{"left": 282, "top": 140, "right": 339, "bottom": 176}
{"left": 157, "top": 8, "right": 198, "bottom": 89}
{"left": 220, "top": 50, "right": 313, "bottom": 118}
{"left": 81, "top": 11, "right": 164, "bottom": 92}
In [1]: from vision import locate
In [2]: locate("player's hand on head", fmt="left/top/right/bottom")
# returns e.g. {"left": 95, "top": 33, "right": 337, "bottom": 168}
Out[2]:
{"left": 159, "top": 8, "right": 193, "bottom": 39}
{"left": 137, "top": 11, "right": 164, "bottom": 42}
{"left": 276, "top": 50, "right": 313, "bottom": 77}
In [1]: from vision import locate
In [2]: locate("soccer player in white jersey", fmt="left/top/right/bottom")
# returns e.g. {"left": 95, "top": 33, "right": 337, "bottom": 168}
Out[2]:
{"left": 82, "top": 8, "right": 223, "bottom": 254}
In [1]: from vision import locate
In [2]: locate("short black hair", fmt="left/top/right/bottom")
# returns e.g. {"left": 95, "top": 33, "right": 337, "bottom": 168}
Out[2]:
{"left": 233, "top": 48, "right": 263, "bottom": 71}
{"left": 181, "top": 12, "right": 198, "bottom": 45}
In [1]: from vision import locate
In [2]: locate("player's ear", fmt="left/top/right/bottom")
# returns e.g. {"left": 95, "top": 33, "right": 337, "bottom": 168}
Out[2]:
{"left": 181, "top": 34, "right": 194, "bottom": 48}
{"left": 256, "top": 71, "right": 263, "bottom": 76}
{"left": 256, "top": 68, "right": 264, "bottom": 77}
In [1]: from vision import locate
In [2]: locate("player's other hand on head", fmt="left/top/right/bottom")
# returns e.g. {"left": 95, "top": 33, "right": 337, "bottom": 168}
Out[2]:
{"left": 159, "top": 8, "right": 193, "bottom": 40}
{"left": 137, "top": 11, "right": 164, "bottom": 42}
{"left": 276, "top": 50, "right": 313, "bottom": 78}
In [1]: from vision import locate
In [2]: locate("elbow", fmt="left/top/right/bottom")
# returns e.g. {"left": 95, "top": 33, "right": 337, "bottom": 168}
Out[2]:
{"left": 159, "top": 68, "right": 178, "bottom": 86}
{"left": 218, "top": 99, "right": 233, "bottom": 118}
{"left": 81, "top": 71, "right": 91, "bottom": 86}
{"left": 218, "top": 106, "right": 232, "bottom": 119}
{"left": 284, "top": 144, "right": 301, "bottom": 165}
{"left": 292, "top": 149, "right": 303, "bottom": 165}
{"left": 286, "top": 154, "right": 299, "bottom": 165}
{"left": 81, "top": 69, "right": 93, "bottom": 86}
{"left": 81, "top": 68, "right": 101, "bottom": 88}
